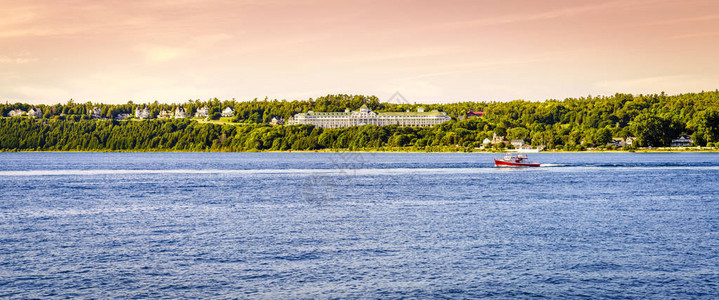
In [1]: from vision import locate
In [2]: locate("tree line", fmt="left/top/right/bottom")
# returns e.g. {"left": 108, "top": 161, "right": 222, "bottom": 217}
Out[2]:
{"left": 0, "top": 95, "right": 381, "bottom": 122}
{"left": 1, "top": 91, "right": 719, "bottom": 151}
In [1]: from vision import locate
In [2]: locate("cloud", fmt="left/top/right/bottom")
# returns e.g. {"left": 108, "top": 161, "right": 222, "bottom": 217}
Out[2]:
{"left": 193, "top": 33, "right": 234, "bottom": 45}
{"left": 0, "top": 56, "right": 38, "bottom": 64}
{"left": 0, "top": 27, "right": 86, "bottom": 38}
{"left": 0, "top": 72, "right": 18, "bottom": 85}
{"left": 438, "top": 0, "right": 664, "bottom": 28}
{"left": 397, "top": 51, "right": 567, "bottom": 81}
{"left": 384, "top": 80, "right": 445, "bottom": 100}
{"left": 593, "top": 74, "right": 719, "bottom": 95}
{"left": 667, "top": 31, "right": 719, "bottom": 40}
{"left": 329, "top": 46, "right": 467, "bottom": 65}
{"left": 131, "top": 33, "right": 235, "bottom": 63}
{"left": 0, "top": 5, "right": 38, "bottom": 28}
{"left": 595, "top": 75, "right": 687, "bottom": 87}
{"left": 134, "top": 44, "right": 192, "bottom": 63}
{"left": 638, "top": 14, "right": 719, "bottom": 27}
{"left": 0, "top": 4, "right": 86, "bottom": 38}
{"left": 4, "top": 84, "right": 70, "bottom": 104}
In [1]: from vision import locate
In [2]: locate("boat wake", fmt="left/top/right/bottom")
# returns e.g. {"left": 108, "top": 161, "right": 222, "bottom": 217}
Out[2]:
{"left": 0, "top": 168, "right": 487, "bottom": 177}
{"left": 539, "top": 164, "right": 566, "bottom": 167}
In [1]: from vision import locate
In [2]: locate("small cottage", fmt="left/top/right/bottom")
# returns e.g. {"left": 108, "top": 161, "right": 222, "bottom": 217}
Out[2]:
{"left": 135, "top": 107, "right": 152, "bottom": 119}
{"left": 90, "top": 107, "right": 102, "bottom": 118}
{"left": 28, "top": 108, "right": 42, "bottom": 118}
{"left": 270, "top": 116, "right": 285, "bottom": 125}
{"left": 8, "top": 109, "right": 25, "bottom": 117}
{"left": 174, "top": 107, "right": 188, "bottom": 118}
{"left": 195, "top": 106, "right": 209, "bottom": 118}
{"left": 221, "top": 107, "right": 234, "bottom": 118}
{"left": 158, "top": 109, "right": 173, "bottom": 119}
{"left": 511, "top": 139, "right": 525, "bottom": 147}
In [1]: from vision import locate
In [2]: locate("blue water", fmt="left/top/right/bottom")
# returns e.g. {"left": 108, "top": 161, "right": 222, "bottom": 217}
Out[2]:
{"left": 1, "top": 152, "right": 718, "bottom": 298}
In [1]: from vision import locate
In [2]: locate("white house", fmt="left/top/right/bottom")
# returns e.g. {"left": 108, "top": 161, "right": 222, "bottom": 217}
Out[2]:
{"left": 135, "top": 107, "right": 152, "bottom": 119}
{"left": 511, "top": 139, "right": 525, "bottom": 147}
{"left": 270, "top": 116, "right": 284, "bottom": 125}
{"left": 174, "top": 107, "right": 188, "bottom": 118}
{"left": 671, "top": 135, "right": 693, "bottom": 147}
{"left": 158, "top": 109, "right": 173, "bottom": 119}
{"left": 115, "top": 113, "right": 131, "bottom": 120}
{"left": 490, "top": 133, "right": 509, "bottom": 145}
{"left": 608, "top": 138, "right": 623, "bottom": 147}
{"left": 195, "top": 106, "right": 209, "bottom": 118}
{"left": 625, "top": 137, "right": 636, "bottom": 146}
{"left": 221, "top": 107, "right": 234, "bottom": 118}
{"left": 8, "top": 109, "right": 25, "bottom": 117}
{"left": 27, "top": 108, "right": 42, "bottom": 118}
{"left": 90, "top": 107, "right": 102, "bottom": 118}
{"left": 287, "top": 105, "right": 451, "bottom": 128}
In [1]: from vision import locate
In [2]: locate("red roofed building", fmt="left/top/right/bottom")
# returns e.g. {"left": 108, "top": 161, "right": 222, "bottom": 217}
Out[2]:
{"left": 467, "top": 110, "right": 484, "bottom": 117}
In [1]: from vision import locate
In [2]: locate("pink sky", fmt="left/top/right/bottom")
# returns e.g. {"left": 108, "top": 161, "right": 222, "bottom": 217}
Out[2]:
{"left": 1, "top": 0, "right": 718, "bottom": 104}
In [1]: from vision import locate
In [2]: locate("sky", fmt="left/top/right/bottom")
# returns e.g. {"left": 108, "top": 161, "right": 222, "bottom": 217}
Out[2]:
{"left": 1, "top": 0, "right": 719, "bottom": 104}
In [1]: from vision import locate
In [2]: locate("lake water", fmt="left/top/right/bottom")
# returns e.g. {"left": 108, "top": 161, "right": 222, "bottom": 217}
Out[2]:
{"left": 1, "top": 152, "right": 718, "bottom": 298}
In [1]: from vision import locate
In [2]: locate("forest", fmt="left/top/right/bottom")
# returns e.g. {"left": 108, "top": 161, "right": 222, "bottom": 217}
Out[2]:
{"left": 2, "top": 91, "right": 719, "bottom": 152}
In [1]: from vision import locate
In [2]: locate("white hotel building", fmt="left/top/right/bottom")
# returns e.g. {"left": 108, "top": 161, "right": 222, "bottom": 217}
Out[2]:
{"left": 287, "top": 105, "right": 451, "bottom": 128}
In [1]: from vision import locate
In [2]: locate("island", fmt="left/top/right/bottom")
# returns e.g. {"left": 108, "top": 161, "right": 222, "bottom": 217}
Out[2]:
{"left": 1, "top": 92, "right": 718, "bottom": 152}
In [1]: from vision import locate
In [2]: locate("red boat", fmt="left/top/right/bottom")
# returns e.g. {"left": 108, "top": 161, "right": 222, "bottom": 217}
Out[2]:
{"left": 494, "top": 154, "right": 540, "bottom": 167}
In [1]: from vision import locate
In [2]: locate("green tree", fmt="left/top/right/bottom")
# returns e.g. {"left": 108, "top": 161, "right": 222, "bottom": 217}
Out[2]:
{"left": 631, "top": 113, "right": 669, "bottom": 147}
{"left": 696, "top": 109, "right": 719, "bottom": 143}
{"left": 593, "top": 128, "right": 612, "bottom": 146}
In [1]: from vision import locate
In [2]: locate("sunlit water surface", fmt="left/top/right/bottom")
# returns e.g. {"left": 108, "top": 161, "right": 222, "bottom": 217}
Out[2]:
{"left": 1, "top": 152, "right": 718, "bottom": 298}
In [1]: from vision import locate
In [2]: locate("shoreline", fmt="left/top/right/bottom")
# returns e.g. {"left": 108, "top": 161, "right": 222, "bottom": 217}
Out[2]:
{"left": 2, "top": 148, "right": 718, "bottom": 154}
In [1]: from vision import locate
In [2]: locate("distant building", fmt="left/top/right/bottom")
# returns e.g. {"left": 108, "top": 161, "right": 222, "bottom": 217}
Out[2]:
{"left": 135, "top": 107, "right": 152, "bottom": 119}
{"left": 467, "top": 110, "right": 484, "bottom": 118}
{"left": 287, "top": 105, "right": 451, "bottom": 128}
{"left": 671, "top": 135, "right": 693, "bottom": 147}
{"left": 115, "top": 113, "right": 131, "bottom": 120}
{"left": 221, "top": 107, "right": 235, "bottom": 118}
{"left": 608, "top": 137, "right": 636, "bottom": 147}
{"left": 27, "top": 108, "right": 42, "bottom": 118}
{"left": 482, "top": 138, "right": 491, "bottom": 144}
{"left": 511, "top": 139, "right": 525, "bottom": 147}
{"left": 8, "top": 109, "right": 24, "bottom": 117}
{"left": 514, "top": 144, "right": 541, "bottom": 151}
{"left": 90, "top": 107, "right": 102, "bottom": 118}
{"left": 491, "top": 133, "right": 509, "bottom": 145}
{"left": 270, "top": 116, "right": 284, "bottom": 125}
{"left": 607, "top": 138, "right": 623, "bottom": 147}
{"left": 174, "top": 107, "right": 188, "bottom": 119}
{"left": 158, "top": 109, "right": 173, "bottom": 119}
{"left": 625, "top": 137, "right": 636, "bottom": 146}
{"left": 195, "top": 106, "right": 209, "bottom": 118}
